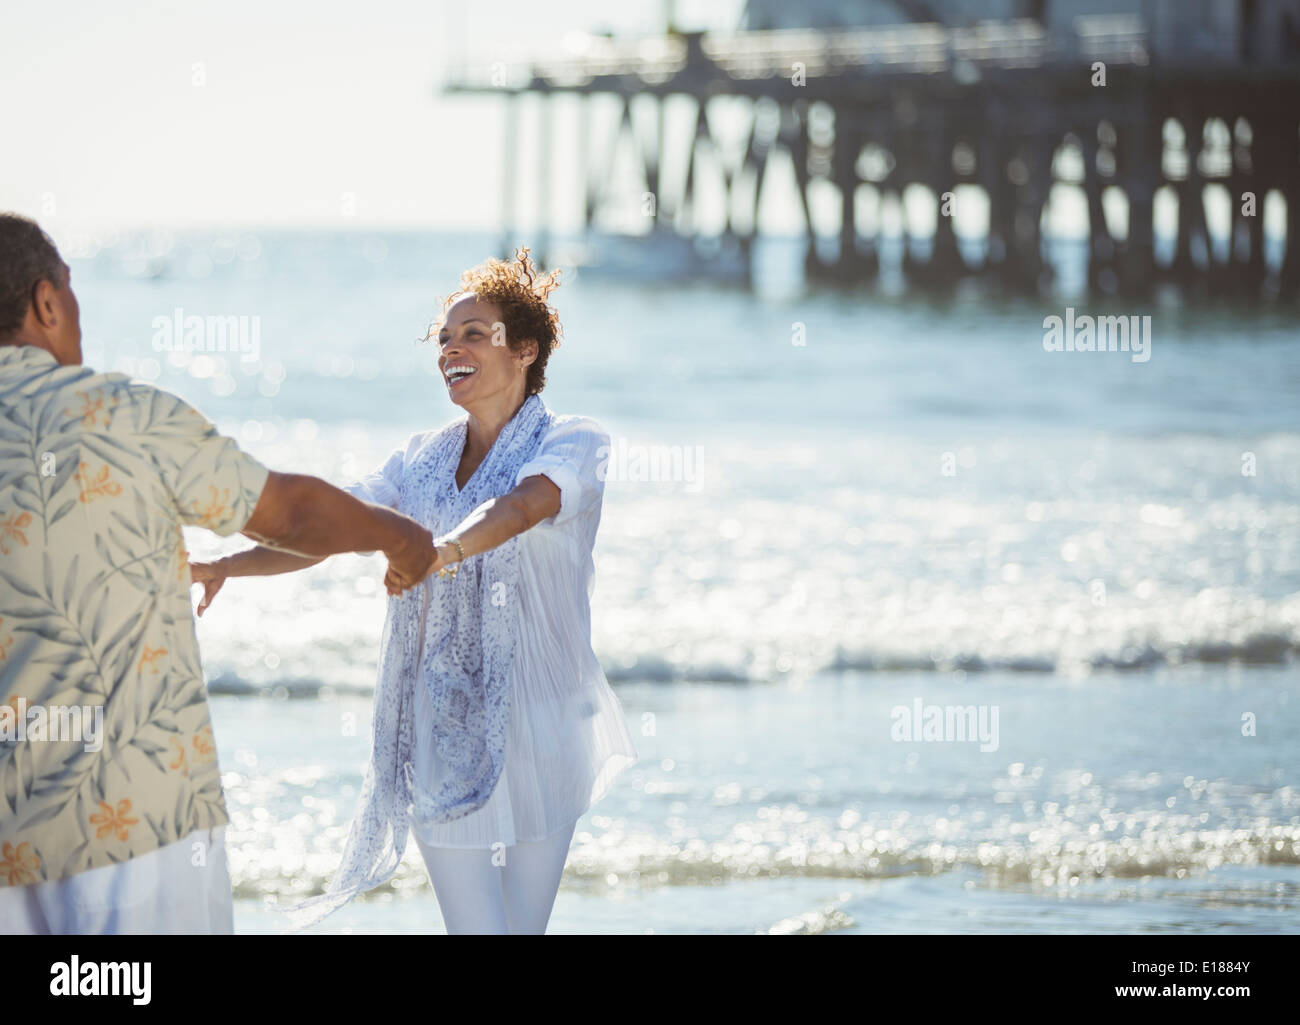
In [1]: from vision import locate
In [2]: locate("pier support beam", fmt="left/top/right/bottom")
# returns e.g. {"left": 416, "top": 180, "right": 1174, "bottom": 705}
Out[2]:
{"left": 537, "top": 95, "right": 552, "bottom": 268}
{"left": 1082, "top": 123, "right": 1117, "bottom": 293}
{"left": 1171, "top": 115, "right": 1210, "bottom": 291}
{"left": 1229, "top": 120, "right": 1268, "bottom": 298}
{"left": 782, "top": 102, "right": 821, "bottom": 278}
{"left": 499, "top": 93, "right": 520, "bottom": 259}
{"left": 828, "top": 108, "right": 876, "bottom": 284}
{"left": 1279, "top": 116, "right": 1300, "bottom": 298}
{"left": 911, "top": 116, "right": 965, "bottom": 289}
{"left": 979, "top": 95, "right": 1050, "bottom": 294}
{"left": 1116, "top": 106, "right": 1159, "bottom": 297}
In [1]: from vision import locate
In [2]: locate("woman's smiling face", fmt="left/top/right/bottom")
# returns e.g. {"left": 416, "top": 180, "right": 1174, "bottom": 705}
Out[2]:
{"left": 436, "top": 293, "right": 534, "bottom": 409}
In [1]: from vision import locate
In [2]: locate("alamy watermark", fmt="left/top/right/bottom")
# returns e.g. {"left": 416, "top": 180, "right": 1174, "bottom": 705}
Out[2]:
{"left": 890, "top": 698, "right": 999, "bottom": 752}
{"left": 50, "top": 956, "right": 150, "bottom": 1005}
{"left": 1042, "top": 307, "right": 1151, "bottom": 363}
{"left": 0, "top": 699, "right": 103, "bottom": 752}
{"left": 597, "top": 438, "right": 705, "bottom": 493}
{"left": 151, "top": 307, "right": 260, "bottom": 362}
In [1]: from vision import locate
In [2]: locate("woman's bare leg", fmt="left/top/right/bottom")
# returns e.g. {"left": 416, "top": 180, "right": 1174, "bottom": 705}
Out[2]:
{"left": 414, "top": 837, "right": 510, "bottom": 935}
{"left": 500, "top": 820, "right": 577, "bottom": 935}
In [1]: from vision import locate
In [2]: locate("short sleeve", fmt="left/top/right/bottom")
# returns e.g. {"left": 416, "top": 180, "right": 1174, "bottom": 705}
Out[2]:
{"left": 130, "top": 384, "right": 270, "bottom": 536}
{"left": 516, "top": 416, "right": 610, "bottom": 527}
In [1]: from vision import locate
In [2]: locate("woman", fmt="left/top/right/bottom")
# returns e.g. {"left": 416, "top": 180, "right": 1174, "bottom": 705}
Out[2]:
{"left": 190, "top": 247, "right": 638, "bottom": 933}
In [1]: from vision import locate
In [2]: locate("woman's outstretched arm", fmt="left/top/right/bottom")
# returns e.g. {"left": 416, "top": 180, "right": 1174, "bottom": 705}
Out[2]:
{"left": 219, "top": 545, "right": 326, "bottom": 576}
{"left": 383, "top": 474, "right": 562, "bottom": 593}
{"left": 190, "top": 546, "right": 326, "bottom": 616}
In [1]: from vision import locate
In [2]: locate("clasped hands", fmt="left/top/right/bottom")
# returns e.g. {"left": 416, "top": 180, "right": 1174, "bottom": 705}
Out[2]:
{"left": 380, "top": 513, "right": 447, "bottom": 596}
{"left": 189, "top": 510, "right": 449, "bottom": 618}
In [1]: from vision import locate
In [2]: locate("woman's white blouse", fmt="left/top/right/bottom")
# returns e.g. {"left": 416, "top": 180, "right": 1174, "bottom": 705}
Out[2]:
{"left": 346, "top": 414, "right": 638, "bottom": 848}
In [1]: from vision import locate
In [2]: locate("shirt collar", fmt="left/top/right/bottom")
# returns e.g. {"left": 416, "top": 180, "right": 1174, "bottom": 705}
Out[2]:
{"left": 0, "top": 343, "right": 60, "bottom": 374}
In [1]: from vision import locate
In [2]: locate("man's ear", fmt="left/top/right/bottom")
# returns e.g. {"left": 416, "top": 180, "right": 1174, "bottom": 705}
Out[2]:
{"left": 30, "top": 278, "right": 59, "bottom": 330}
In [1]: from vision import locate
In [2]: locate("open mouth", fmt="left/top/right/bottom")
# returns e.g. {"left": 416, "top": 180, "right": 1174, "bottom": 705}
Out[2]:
{"left": 445, "top": 364, "right": 478, "bottom": 387}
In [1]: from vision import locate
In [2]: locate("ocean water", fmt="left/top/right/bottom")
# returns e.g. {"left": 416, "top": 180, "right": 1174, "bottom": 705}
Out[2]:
{"left": 67, "top": 228, "right": 1299, "bottom": 932}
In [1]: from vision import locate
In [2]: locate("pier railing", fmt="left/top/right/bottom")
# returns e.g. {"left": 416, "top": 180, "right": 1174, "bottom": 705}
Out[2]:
{"left": 444, "top": 17, "right": 1153, "bottom": 93}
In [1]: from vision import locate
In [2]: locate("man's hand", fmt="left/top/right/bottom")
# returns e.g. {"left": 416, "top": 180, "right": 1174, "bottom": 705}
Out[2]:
{"left": 385, "top": 542, "right": 446, "bottom": 595}
{"left": 190, "top": 560, "right": 228, "bottom": 617}
{"left": 379, "top": 510, "right": 437, "bottom": 593}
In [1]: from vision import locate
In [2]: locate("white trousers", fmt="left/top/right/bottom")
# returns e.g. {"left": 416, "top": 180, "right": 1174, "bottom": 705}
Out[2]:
{"left": 0, "top": 826, "right": 233, "bottom": 935}
{"left": 412, "top": 819, "right": 576, "bottom": 934}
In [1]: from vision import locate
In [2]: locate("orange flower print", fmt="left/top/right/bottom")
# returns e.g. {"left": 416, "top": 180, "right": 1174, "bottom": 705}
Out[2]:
{"left": 65, "top": 388, "right": 118, "bottom": 429}
{"left": 75, "top": 462, "right": 122, "bottom": 503}
{"left": 0, "top": 510, "right": 32, "bottom": 555}
{"left": 0, "top": 620, "right": 13, "bottom": 662}
{"left": 175, "top": 528, "right": 188, "bottom": 581}
{"left": 190, "top": 486, "right": 232, "bottom": 529}
{"left": 90, "top": 799, "right": 139, "bottom": 842}
{"left": 0, "top": 842, "right": 41, "bottom": 885}
{"left": 192, "top": 727, "right": 216, "bottom": 763}
{"left": 168, "top": 735, "right": 189, "bottom": 776}
{"left": 138, "top": 646, "right": 168, "bottom": 674}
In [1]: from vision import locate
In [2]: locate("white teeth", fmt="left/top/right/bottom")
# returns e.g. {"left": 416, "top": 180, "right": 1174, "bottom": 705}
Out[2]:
{"left": 446, "top": 364, "right": 477, "bottom": 382}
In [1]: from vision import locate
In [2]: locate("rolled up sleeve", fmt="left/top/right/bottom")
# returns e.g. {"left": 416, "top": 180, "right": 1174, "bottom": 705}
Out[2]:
{"left": 516, "top": 416, "right": 610, "bottom": 527}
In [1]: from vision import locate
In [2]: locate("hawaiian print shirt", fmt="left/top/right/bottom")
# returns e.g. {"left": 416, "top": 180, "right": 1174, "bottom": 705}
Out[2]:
{"left": 0, "top": 344, "right": 268, "bottom": 886}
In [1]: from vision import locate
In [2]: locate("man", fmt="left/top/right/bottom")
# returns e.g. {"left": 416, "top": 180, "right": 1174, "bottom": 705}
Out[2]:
{"left": 0, "top": 213, "right": 436, "bottom": 933}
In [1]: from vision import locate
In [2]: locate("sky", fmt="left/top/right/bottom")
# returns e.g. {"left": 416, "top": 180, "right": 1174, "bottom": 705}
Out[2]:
{"left": 0, "top": 0, "right": 745, "bottom": 235}
{"left": 0, "top": 0, "right": 1280, "bottom": 245}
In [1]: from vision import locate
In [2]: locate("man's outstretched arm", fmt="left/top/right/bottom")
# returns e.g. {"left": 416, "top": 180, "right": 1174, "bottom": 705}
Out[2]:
{"left": 240, "top": 470, "right": 434, "bottom": 589}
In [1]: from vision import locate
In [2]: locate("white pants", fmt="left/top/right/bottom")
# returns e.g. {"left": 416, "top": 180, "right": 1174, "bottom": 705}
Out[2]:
{"left": 412, "top": 820, "right": 576, "bottom": 934}
{"left": 0, "top": 826, "right": 233, "bottom": 935}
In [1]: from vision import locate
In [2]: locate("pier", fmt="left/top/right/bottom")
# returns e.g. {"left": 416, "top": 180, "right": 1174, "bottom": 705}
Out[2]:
{"left": 441, "top": 2, "right": 1300, "bottom": 297}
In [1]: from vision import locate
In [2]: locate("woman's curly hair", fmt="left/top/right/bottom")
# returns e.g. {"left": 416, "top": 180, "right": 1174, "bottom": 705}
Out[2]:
{"left": 428, "top": 246, "right": 563, "bottom": 396}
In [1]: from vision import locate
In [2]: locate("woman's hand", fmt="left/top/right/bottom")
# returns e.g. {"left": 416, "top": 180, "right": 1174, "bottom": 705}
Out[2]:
{"left": 385, "top": 543, "right": 446, "bottom": 595}
{"left": 190, "top": 560, "right": 228, "bottom": 617}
